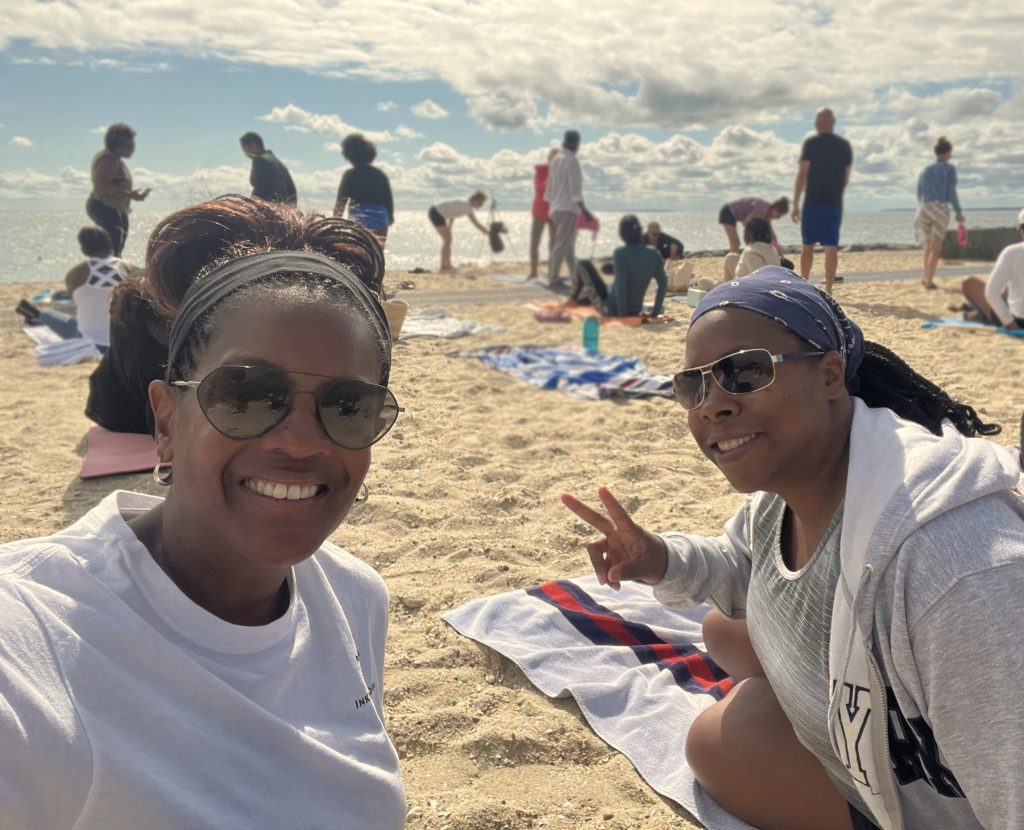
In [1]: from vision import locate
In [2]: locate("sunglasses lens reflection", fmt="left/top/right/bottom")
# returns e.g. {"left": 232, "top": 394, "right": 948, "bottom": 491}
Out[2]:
{"left": 320, "top": 381, "right": 400, "bottom": 449}
{"left": 197, "top": 367, "right": 399, "bottom": 449}
{"left": 673, "top": 350, "right": 777, "bottom": 410}
{"left": 199, "top": 367, "right": 290, "bottom": 438}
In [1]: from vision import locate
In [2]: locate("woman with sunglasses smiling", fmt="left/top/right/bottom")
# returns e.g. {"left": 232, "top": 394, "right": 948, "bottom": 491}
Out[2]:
{"left": 0, "top": 198, "right": 406, "bottom": 829}
{"left": 564, "top": 267, "right": 1024, "bottom": 830}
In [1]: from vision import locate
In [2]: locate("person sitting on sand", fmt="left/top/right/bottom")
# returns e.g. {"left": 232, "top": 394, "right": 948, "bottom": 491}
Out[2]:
{"left": 718, "top": 196, "right": 788, "bottom": 254}
{"left": 645, "top": 222, "right": 684, "bottom": 261}
{"left": 334, "top": 133, "right": 394, "bottom": 243}
{"left": 722, "top": 218, "right": 781, "bottom": 281}
{"left": 64, "top": 225, "right": 139, "bottom": 351}
{"left": 957, "top": 208, "right": 1024, "bottom": 330}
{"left": 427, "top": 191, "right": 489, "bottom": 273}
{"left": 564, "top": 267, "right": 1023, "bottom": 830}
{"left": 1, "top": 196, "right": 406, "bottom": 829}
{"left": 576, "top": 215, "right": 667, "bottom": 317}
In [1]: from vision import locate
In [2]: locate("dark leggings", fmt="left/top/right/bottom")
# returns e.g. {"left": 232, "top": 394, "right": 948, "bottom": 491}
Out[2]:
{"left": 86, "top": 197, "right": 129, "bottom": 257}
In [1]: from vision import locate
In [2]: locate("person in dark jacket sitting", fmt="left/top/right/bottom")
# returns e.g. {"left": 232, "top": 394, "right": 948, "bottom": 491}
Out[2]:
{"left": 578, "top": 215, "right": 667, "bottom": 317}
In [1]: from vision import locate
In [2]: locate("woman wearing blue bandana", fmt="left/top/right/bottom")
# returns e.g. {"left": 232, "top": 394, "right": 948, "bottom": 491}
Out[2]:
{"left": 0, "top": 197, "right": 406, "bottom": 829}
{"left": 564, "top": 267, "right": 1024, "bottom": 830}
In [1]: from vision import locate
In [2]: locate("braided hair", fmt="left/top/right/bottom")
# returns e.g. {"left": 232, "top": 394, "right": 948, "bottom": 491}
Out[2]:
{"left": 855, "top": 341, "right": 1000, "bottom": 437}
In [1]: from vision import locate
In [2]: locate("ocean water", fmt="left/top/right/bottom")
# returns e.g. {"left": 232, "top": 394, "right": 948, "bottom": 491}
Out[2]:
{"left": 2, "top": 206, "right": 1019, "bottom": 285}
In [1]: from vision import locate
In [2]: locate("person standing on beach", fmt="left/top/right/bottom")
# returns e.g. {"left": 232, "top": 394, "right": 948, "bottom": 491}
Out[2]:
{"left": 544, "top": 130, "right": 595, "bottom": 289}
{"left": 334, "top": 133, "right": 394, "bottom": 243}
{"left": 717, "top": 197, "right": 788, "bottom": 254}
{"left": 958, "top": 209, "right": 1024, "bottom": 329}
{"left": 917, "top": 136, "right": 964, "bottom": 290}
{"left": 240, "top": 132, "right": 297, "bottom": 206}
{"left": 86, "top": 123, "right": 150, "bottom": 257}
{"left": 427, "top": 191, "right": 489, "bottom": 273}
{"left": 791, "top": 108, "right": 853, "bottom": 294}
{"left": 528, "top": 148, "right": 559, "bottom": 279}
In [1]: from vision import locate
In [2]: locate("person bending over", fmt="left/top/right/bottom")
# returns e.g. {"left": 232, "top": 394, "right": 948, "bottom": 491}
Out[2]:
{"left": 577, "top": 215, "right": 667, "bottom": 317}
{"left": 718, "top": 196, "right": 787, "bottom": 254}
{"left": 1, "top": 196, "right": 405, "bottom": 829}
{"left": 427, "top": 191, "right": 488, "bottom": 273}
{"left": 565, "top": 267, "right": 1022, "bottom": 830}
{"left": 958, "top": 208, "right": 1024, "bottom": 329}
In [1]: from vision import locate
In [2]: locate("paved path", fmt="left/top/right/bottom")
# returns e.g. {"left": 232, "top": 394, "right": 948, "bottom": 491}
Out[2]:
{"left": 393, "top": 265, "right": 987, "bottom": 308}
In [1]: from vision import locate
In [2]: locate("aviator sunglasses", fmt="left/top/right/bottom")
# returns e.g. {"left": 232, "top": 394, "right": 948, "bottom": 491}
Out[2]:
{"left": 172, "top": 365, "right": 403, "bottom": 450}
{"left": 672, "top": 348, "right": 825, "bottom": 411}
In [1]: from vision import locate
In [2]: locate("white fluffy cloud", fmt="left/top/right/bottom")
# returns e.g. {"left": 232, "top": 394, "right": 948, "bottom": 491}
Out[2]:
{"left": 4, "top": 0, "right": 1020, "bottom": 132}
{"left": 258, "top": 104, "right": 393, "bottom": 143}
{"left": 410, "top": 99, "right": 449, "bottom": 120}
{"left": 376, "top": 100, "right": 396, "bottom": 112}
{"left": 9, "top": 136, "right": 33, "bottom": 147}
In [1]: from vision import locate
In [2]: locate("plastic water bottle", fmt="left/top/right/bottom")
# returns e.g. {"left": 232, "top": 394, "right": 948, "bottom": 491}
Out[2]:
{"left": 956, "top": 222, "right": 968, "bottom": 247}
{"left": 582, "top": 316, "right": 600, "bottom": 352}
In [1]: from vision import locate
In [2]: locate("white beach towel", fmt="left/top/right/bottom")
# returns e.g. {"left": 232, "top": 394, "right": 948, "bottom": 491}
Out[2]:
{"left": 443, "top": 576, "right": 752, "bottom": 830}
{"left": 23, "top": 327, "right": 101, "bottom": 366}
{"left": 399, "top": 307, "right": 503, "bottom": 340}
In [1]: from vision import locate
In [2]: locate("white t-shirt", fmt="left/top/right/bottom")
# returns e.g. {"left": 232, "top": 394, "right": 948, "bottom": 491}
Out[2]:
{"left": 71, "top": 256, "right": 129, "bottom": 347}
{"left": 984, "top": 240, "right": 1024, "bottom": 325}
{"left": 0, "top": 491, "right": 405, "bottom": 830}
{"left": 435, "top": 198, "right": 475, "bottom": 220}
{"left": 543, "top": 150, "right": 583, "bottom": 214}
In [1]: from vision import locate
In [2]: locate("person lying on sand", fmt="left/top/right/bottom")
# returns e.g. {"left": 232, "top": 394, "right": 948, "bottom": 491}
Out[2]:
{"left": 0, "top": 197, "right": 406, "bottom": 829}
{"left": 564, "top": 267, "right": 1023, "bottom": 830}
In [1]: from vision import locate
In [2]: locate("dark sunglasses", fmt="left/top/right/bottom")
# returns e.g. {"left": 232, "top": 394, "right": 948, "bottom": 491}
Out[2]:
{"left": 172, "top": 365, "right": 402, "bottom": 450}
{"left": 672, "top": 348, "right": 824, "bottom": 411}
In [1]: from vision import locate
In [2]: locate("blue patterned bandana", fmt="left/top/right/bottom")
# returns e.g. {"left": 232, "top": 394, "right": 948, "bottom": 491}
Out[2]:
{"left": 690, "top": 266, "right": 864, "bottom": 386}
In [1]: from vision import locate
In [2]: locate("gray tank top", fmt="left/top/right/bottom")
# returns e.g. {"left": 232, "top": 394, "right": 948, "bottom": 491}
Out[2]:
{"left": 745, "top": 495, "right": 870, "bottom": 815}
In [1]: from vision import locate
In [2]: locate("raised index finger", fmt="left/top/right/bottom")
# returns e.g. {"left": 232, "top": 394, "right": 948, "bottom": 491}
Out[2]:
{"left": 561, "top": 492, "right": 615, "bottom": 536}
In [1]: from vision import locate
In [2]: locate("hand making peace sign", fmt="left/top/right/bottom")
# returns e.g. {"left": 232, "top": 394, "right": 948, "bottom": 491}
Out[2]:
{"left": 561, "top": 487, "right": 669, "bottom": 590}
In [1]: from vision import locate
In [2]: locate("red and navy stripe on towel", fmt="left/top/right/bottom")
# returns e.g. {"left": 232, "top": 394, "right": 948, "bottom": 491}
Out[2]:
{"left": 527, "top": 580, "right": 734, "bottom": 700}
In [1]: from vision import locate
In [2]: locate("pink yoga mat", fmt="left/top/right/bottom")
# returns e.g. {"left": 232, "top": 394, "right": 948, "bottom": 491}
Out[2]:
{"left": 80, "top": 426, "right": 159, "bottom": 480}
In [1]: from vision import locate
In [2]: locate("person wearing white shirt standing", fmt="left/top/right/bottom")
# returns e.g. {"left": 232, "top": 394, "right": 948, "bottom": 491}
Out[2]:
{"left": 959, "top": 209, "right": 1024, "bottom": 329}
{"left": 543, "top": 130, "right": 594, "bottom": 289}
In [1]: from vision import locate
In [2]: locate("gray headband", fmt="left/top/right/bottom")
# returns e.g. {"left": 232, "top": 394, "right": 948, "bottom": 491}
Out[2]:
{"left": 167, "top": 250, "right": 391, "bottom": 383}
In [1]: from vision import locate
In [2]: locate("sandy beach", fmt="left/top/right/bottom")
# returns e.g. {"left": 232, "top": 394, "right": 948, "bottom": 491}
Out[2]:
{"left": 1, "top": 250, "right": 1019, "bottom": 830}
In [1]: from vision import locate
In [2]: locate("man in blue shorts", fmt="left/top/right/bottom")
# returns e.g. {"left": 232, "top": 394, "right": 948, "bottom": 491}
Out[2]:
{"left": 791, "top": 108, "right": 853, "bottom": 294}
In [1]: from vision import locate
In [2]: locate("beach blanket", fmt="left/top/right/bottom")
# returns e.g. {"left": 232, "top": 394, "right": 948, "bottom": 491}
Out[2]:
{"left": 529, "top": 300, "right": 675, "bottom": 327}
{"left": 453, "top": 346, "right": 675, "bottom": 400}
{"left": 920, "top": 317, "right": 1024, "bottom": 338}
{"left": 443, "top": 576, "right": 751, "bottom": 830}
{"left": 399, "top": 307, "right": 504, "bottom": 340}
{"left": 23, "top": 326, "right": 101, "bottom": 366}
{"left": 80, "top": 425, "right": 159, "bottom": 480}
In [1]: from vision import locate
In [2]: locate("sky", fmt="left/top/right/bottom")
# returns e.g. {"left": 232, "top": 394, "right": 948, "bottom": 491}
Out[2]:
{"left": 1, "top": 0, "right": 1022, "bottom": 212}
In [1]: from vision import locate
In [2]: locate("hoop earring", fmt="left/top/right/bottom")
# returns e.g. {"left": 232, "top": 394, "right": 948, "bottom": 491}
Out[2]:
{"left": 152, "top": 461, "right": 173, "bottom": 487}
{"left": 355, "top": 482, "right": 369, "bottom": 504}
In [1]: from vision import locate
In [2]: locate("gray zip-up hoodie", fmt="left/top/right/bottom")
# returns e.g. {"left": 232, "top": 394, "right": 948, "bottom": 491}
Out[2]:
{"left": 654, "top": 399, "right": 1024, "bottom": 828}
